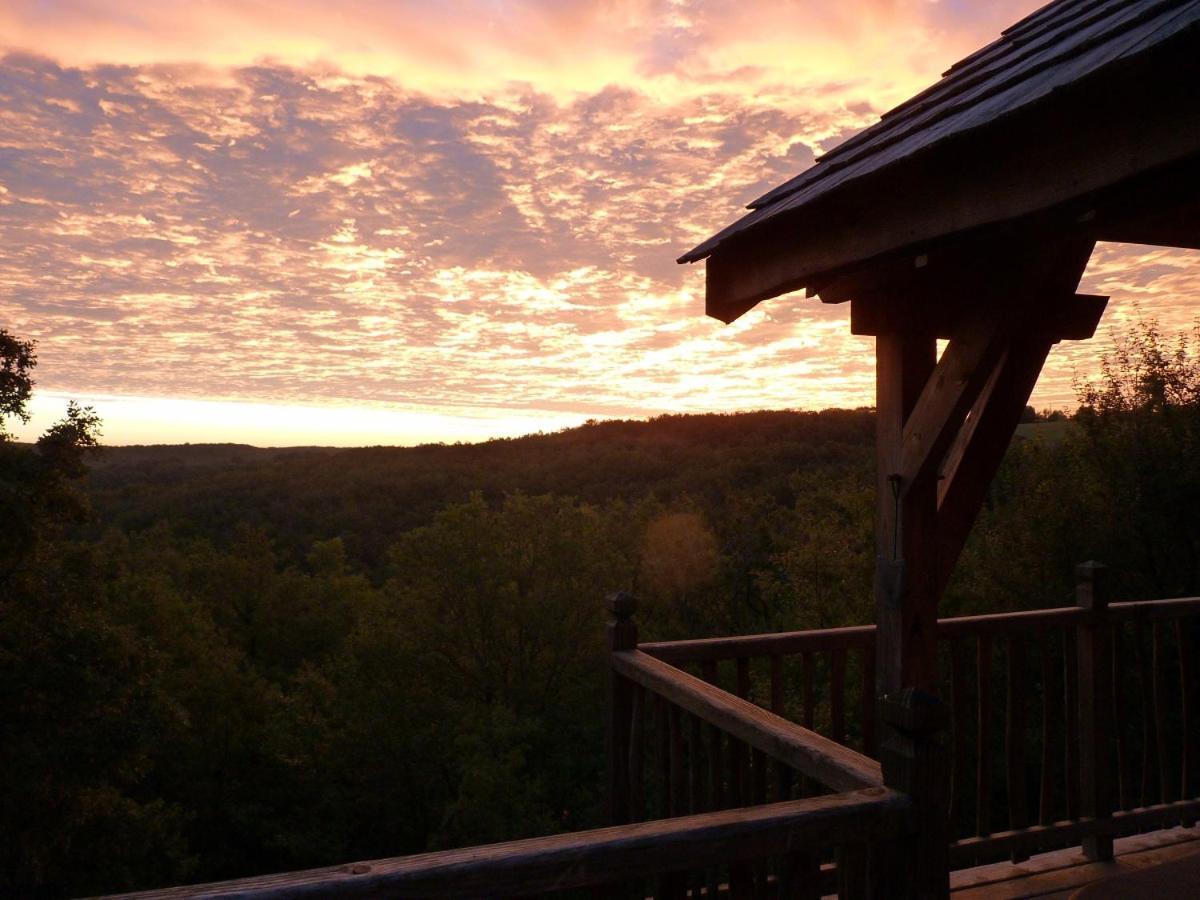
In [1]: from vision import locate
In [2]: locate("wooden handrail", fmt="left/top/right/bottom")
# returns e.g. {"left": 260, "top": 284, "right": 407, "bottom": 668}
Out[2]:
{"left": 640, "top": 624, "right": 874, "bottom": 664}
{"left": 1109, "top": 596, "right": 1200, "bottom": 621}
{"left": 937, "top": 606, "right": 1082, "bottom": 638}
{"left": 640, "top": 597, "right": 1200, "bottom": 664}
{"left": 107, "top": 789, "right": 910, "bottom": 900}
{"left": 611, "top": 649, "right": 883, "bottom": 791}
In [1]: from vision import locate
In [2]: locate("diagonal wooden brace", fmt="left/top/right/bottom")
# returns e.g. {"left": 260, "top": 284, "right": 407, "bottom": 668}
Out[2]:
{"left": 894, "top": 308, "right": 1012, "bottom": 498}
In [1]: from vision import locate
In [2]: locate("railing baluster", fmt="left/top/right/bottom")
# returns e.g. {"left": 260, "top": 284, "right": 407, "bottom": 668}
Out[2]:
{"left": 770, "top": 654, "right": 793, "bottom": 803}
{"left": 748, "top": 676, "right": 768, "bottom": 900}
{"left": 701, "top": 660, "right": 723, "bottom": 813}
{"left": 684, "top": 705, "right": 704, "bottom": 900}
{"left": 836, "top": 842, "right": 868, "bottom": 900}
{"left": 1136, "top": 622, "right": 1155, "bottom": 807}
{"left": 1179, "top": 618, "right": 1196, "bottom": 807}
{"left": 750, "top": 659, "right": 768, "bottom": 896}
{"left": 1063, "top": 627, "right": 1079, "bottom": 820}
{"left": 670, "top": 704, "right": 685, "bottom": 816}
{"left": 1111, "top": 622, "right": 1130, "bottom": 811}
{"left": 732, "top": 657, "right": 750, "bottom": 804}
{"left": 779, "top": 848, "right": 820, "bottom": 900}
{"left": 861, "top": 645, "right": 876, "bottom": 758}
{"left": 1153, "top": 620, "right": 1171, "bottom": 805}
{"left": 730, "top": 657, "right": 753, "bottom": 896}
{"left": 977, "top": 634, "right": 993, "bottom": 837}
{"left": 1076, "top": 561, "right": 1114, "bottom": 861}
{"left": 657, "top": 695, "right": 671, "bottom": 819}
{"left": 803, "top": 651, "right": 816, "bottom": 730}
{"left": 629, "top": 683, "right": 645, "bottom": 823}
{"left": 700, "top": 665, "right": 721, "bottom": 900}
{"left": 1006, "top": 635, "right": 1028, "bottom": 860}
{"left": 831, "top": 647, "right": 847, "bottom": 746}
{"left": 660, "top": 705, "right": 687, "bottom": 900}
{"left": 607, "top": 593, "right": 637, "bottom": 826}
{"left": 1038, "top": 636, "right": 1054, "bottom": 826}
{"left": 950, "top": 638, "right": 967, "bottom": 835}
{"left": 802, "top": 651, "right": 816, "bottom": 798}
{"left": 770, "top": 653, "right": 784, "bottom": 715}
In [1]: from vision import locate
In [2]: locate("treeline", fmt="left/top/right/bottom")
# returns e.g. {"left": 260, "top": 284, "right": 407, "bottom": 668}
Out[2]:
{"left": 2, "top": 322, "right": 1199, "bottom": 897}
{"left": 82, "top": 409, "right": 877, "bottom": 580}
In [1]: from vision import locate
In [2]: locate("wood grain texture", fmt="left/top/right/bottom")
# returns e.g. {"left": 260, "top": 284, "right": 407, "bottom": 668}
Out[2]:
{"left": 109, "top": 790, "right": 910, "bottom": 899}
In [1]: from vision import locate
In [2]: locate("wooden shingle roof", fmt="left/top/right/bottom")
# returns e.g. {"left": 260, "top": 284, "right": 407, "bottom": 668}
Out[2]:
{"left": 681, "top": 0, "right": 1200, "bottom": 322}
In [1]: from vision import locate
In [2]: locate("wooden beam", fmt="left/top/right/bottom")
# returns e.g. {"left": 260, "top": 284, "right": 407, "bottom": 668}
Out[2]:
{"left": 934, "top": 337, "right": 1054, "bottom": 596}
{"left": 875, "top": 332, "right": 938, "bottom": 695}
{"left": 895, "top": 308, "right": 1010, "bottom": 494}
{"left": 870, "top": 234, "right": 1098, "bottom": 695}
{"left": 1094, "top": 173, "right": 1200, "bottom": 251}
{"left": 930, "top": 265, "right": 1101, "bottom": 595}
{"left": 850, "top": 291, "right": 1107, "bottom": 341}
{"left": 937, "top": 347, "right": 1008, "bottom": 509}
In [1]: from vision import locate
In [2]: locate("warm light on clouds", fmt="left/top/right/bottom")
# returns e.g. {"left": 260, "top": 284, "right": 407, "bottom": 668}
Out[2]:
{"left": 0, "top": 2, "right": 1044, "bottom": 102}
{"left": 2, "top": 1, "right": 1198, "bottom": 445}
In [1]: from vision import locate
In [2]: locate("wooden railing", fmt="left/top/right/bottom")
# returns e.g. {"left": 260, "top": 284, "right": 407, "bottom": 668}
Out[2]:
{"left": 639, "top": 563, "right": 1200, "bottom": 871}
{"left": 110, "top": 788, "right": 910, "bottom": 899}
{"left": 604, "top": 592, "right": 944, "bottom": 898}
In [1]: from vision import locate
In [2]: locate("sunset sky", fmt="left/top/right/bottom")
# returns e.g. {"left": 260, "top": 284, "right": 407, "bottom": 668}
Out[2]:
{"left": 3, "top": 0, "right": 1198, "bottom": 446}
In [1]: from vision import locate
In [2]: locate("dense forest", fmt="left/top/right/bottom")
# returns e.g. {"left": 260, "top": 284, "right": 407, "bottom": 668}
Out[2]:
{"left": 3, "top": 320, "right": 1200, "bottom": 897}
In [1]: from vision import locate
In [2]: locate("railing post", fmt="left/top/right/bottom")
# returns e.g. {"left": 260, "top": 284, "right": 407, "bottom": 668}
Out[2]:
{"left": 1076, "top": 561, "right": 1114, "bottom": 861}
{"left": 879, "top": 687, "right": 949, "bottom": 899}
{"left": 607, "top": 591, "right": 638, "bottom": 826}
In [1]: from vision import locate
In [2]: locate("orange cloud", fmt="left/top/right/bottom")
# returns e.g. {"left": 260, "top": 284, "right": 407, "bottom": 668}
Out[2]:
{"left": 0, "top": 1, "right": 1043, "bottom": 102}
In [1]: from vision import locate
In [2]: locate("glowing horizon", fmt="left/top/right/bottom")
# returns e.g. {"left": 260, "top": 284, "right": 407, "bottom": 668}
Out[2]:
{"left": 3, "top": 1, "right": 1199, "bottom": 446}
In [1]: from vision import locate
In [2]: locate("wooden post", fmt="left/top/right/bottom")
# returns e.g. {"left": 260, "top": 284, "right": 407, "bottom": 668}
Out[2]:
{"left": 875, "top": 331, "right": 938, "bottom": 698}
{"left": 607, "top": 591, "right": 638, "bottom": 826}
{"left": 1075, "top": 562, "right": 1114, "bottom": 861}
{"left": 879, "top": 688, "right": 949, "bottom": 899}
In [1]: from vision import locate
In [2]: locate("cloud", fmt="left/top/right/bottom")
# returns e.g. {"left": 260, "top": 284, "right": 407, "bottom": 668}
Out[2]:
{"left": 0, "top": 1, "right": 1045, "bottom": 103}
{"left": 1, "top": 52, "right": 889, "bottom": 422}
{"left": 1, "top": 1, "right": 1198, "bottom": 443}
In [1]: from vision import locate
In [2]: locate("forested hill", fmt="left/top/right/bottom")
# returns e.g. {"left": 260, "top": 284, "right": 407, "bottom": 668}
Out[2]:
{"left": 83, "top": 409, "right": 876, "bottom": 574}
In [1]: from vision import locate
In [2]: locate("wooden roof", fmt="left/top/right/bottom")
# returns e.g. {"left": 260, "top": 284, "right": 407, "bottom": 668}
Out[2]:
{"left": 682, "top": 0, "right": 1200, "bottom": 323}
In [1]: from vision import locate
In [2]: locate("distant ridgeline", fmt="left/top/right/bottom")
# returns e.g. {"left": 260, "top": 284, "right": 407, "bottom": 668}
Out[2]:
{"left": 82, "top": 409, "right": 878, "bottom": 576}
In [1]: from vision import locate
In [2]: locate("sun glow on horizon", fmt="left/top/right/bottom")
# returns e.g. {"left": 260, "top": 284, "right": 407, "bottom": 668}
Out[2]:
{"left": 16, "top": 393, "right": 599, "bottom": 448}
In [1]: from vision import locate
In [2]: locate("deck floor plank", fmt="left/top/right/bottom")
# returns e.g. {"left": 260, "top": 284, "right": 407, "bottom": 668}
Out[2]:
{"left": 950, "top": 827, "right": 1200, "bottom": 898}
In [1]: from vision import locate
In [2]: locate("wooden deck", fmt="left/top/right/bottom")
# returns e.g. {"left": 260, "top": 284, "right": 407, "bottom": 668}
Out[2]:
{"left": 948, "top": 826, "right": 1200, "bottom": 899}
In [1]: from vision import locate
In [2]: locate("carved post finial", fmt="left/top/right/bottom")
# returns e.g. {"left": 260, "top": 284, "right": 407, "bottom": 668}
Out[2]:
{"left": 607, "top": 592, "right": 638, "bottom": 653}
{"left": 1076, "top": 561, "right": 1109, "bottom": 612}
{"left": 608, "top": 591, "right": 637, "bottom": 620}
